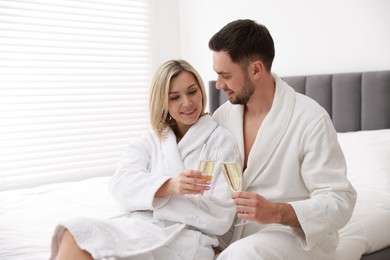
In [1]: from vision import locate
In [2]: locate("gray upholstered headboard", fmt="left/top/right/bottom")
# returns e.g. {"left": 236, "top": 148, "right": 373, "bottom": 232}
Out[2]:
{"left": 208, "top": 70, "right": 390, "bottom": 132}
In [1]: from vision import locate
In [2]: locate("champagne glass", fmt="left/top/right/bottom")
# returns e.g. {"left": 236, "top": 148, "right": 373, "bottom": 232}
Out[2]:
{"left": 197, "top": 144, "right": 217, "bottom": 186}
{"left": 196, "top": 144, "right": 218, "bottom": 204}
{"left": 186, "top": 144, "right": 217, "bottom": 225}
{"left": 220, "top": 152, "right": 248, "bottom": 226}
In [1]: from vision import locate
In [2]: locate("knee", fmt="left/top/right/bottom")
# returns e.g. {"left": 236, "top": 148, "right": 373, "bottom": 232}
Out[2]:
{"left": 217, "top": 239, "right": 260, "bottom": 260}
{"left": 56, "top": 229, "right": 93, "bottom": 260}
{"left": 60, "top": 229, "right": 77, "bottom": 249}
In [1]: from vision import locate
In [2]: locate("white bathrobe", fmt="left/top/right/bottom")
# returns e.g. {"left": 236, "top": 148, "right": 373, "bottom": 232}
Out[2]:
{"left": 213, "top": 75, "right": 357, "bottom": 260}
{"left": 50, "top": 115, "right": 239, "bottom": 260}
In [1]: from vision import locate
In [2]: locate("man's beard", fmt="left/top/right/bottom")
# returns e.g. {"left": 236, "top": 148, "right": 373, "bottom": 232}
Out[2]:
{"left": 230, "top": 75, "right": 255, "bottom": 105}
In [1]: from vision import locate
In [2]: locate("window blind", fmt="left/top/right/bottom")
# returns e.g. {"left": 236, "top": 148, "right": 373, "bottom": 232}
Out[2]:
{"left": 0, "top": 0, "right": 152, "bottom": 191}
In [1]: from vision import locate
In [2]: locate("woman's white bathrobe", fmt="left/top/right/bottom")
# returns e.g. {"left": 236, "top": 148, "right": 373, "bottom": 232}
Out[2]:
{"left": 213, "top": 75, "right": 357, "bottom": 260}
{"left": 50, "top": 115, "right": 239, "bottom": 260}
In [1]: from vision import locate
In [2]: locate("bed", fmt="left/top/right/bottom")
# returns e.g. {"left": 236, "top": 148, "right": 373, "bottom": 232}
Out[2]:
{"left": 209, "top": 70, "right": 390, "bottom": 260}
{"left": 0, "top": 71, "right": 389, "bottom": 260}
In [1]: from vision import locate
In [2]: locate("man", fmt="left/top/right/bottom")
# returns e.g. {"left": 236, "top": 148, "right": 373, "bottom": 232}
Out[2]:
{"left": 209, "top": 19, "right": 356, "bottom": 259}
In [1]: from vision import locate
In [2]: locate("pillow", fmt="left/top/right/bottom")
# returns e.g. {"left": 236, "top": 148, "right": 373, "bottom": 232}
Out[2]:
{"left": 335, "top": 189, "right": 390, "bottom": 258}
{"left": 335, "top": 129, "right": 390, "bottom": 258}
{"left": 337, "top": 129, "right": 390, "bottom": 191}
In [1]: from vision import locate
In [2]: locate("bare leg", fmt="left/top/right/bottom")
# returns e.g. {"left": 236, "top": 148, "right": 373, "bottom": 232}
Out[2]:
{"left": 56, "top": 229, "right": 93, "bottom": 260}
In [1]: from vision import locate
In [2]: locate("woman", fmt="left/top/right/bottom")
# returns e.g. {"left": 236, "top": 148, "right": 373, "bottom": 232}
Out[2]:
{"left": 50, "top": 60, "right": 241, "bottom": 260}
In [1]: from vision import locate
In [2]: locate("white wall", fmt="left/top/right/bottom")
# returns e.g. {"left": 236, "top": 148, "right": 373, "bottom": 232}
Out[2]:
{"left": 149, "top": 0, "right": 180, "bottom": 72}
{"left": 175, "top": 0, "right": 390, "bottom": 83}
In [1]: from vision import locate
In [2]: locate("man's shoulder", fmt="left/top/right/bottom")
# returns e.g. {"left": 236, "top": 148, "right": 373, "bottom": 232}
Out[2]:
{"left": 294, "top": 92, "right": 330, "bottom": 119}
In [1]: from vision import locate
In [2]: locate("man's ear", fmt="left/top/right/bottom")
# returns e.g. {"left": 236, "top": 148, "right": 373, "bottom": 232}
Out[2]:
{"left": 252, "top": 60, "right": 266, "bottom": 80}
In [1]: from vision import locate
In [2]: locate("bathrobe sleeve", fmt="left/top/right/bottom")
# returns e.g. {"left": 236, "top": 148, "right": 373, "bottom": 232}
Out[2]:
{"left": 109, "top": 133, "right": 171, "bottom": 212}
{"left": 289, "top": 116, "right": 357, "bottom": 249}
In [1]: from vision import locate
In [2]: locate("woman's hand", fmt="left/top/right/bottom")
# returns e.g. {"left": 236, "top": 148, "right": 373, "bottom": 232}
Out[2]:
{"left": 155, "top": 170, "right": 211, "bottom": 197}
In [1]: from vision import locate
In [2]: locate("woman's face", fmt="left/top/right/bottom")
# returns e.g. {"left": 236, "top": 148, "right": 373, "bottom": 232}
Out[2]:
{"left": 168, "top": 71, "right": 203, "bottom": 137}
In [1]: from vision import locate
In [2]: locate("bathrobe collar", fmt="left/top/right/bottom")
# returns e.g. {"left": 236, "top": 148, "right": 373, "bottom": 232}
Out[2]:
{"left": 244, "top": 75, "right": 296, "bottom": 189}
{"left": 227, "top": 75, "right": 296, "bottom": 190}
{"left": 161, "top": 114, "right": 218, "bottom": 176}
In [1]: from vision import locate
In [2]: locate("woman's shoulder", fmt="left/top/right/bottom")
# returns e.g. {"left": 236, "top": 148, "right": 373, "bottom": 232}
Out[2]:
{"left": 125, "top": 129, "right": 161, "bottom": 150}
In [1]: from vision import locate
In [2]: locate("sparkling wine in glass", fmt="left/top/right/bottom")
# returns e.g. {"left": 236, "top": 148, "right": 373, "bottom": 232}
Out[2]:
{"left": 197, "top": 144, "right": 217, "bottom": 193}
{"left": 197, "top": 160, "right": 216, "bottom": 182}
{"left": 221, "top": 162, "right": 242, "bottom": 192}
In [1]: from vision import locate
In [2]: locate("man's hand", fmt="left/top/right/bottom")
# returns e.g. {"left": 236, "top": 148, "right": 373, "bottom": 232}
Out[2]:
{"left": 232, "top": 191, "right": 301, "bottom": 228}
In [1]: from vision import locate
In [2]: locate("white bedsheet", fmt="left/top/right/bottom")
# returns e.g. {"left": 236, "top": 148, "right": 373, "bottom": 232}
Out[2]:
{"left": 0, "top": 177, "right": 124, "bottom": 260}
{"left": 1, "top": 181, "right": 390, "bottom": 260}
{"left": 3, "top": 178, "right": 389, "bottom": 260}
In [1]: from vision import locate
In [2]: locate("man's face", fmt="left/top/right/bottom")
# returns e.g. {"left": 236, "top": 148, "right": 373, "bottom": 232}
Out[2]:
{"left": 212, "top": 51, "right": 254, "bottom": 105}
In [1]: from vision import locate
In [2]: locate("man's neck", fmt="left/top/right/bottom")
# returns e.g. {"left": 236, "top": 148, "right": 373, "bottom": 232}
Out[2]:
{"left": 245, "top": 73, "right": 275, "bottom": 116}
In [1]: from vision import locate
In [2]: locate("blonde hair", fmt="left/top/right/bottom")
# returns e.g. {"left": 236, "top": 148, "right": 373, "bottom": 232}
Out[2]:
{"left": 149, "top": 60, "right": 207, "bottom": 140}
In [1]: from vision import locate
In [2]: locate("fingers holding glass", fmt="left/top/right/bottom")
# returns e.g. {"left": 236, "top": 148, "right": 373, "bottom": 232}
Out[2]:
{"left": 175, "top": 170, "right": 210, "bottom": 194}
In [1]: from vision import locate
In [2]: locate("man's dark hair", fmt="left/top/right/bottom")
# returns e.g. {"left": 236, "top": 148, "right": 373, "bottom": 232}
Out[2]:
{"left": 209, "top": 19, "right": 275, "bottom": 72}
